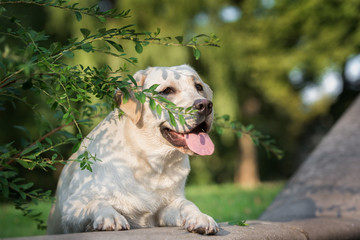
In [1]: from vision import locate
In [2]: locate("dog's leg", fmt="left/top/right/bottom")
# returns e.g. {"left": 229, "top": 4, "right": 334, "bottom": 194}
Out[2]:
{"left": 61, "top": 198, "right": 130, "bottom": 233}
{"left": 158, "top": 198, "right": 219, "bottom": 235}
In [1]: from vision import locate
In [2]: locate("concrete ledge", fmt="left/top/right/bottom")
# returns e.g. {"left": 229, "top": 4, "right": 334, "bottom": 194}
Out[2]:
{"left": 260, "top": 95, "right": 360, "bottom": 223}
{"left": 6, "top": 218, "right": 360, "bottom": 240}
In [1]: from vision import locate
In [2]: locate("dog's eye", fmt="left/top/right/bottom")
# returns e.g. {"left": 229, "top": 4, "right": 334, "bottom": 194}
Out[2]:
{"left": 160, "top": 87, "right": 175, "bottom": 95}
{"left": 195, "top": 84, "right": 203, "bottom": 92}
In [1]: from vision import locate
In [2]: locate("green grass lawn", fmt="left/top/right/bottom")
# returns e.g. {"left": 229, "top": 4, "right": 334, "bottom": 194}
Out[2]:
{"left": 0, "top": 182, "right": 284, "bottom": 238}
{"left": 186, "top": 182, "right": 284, "bottom": 222}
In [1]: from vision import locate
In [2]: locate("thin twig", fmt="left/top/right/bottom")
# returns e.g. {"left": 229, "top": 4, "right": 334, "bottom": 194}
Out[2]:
{"left": 0, "top": 122, "right": 74, "bottom": 171}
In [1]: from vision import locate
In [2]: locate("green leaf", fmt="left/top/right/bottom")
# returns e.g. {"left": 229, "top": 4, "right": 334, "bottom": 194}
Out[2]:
{"left": 156, "top": 96, "right": 175, "bottom": 106}
{"left": 148, "top": 84, "right": 159, "bottom": 93}
{"left": 106, "top": 40, "right": 124, "bottom": 52}
{"left": 175, "top": 36, "right": 183, "bottom": 44}
{"left": 127, "top": 74, "right": 137, "bottom": 87}
{"left": 168, "top": 111, "right": 177, "bottom": 127}
{"left": 75, "top": 11, "right": 82, "bottom": 22}
{"left": 156, "top": 104, "right": 162, "bottom": 116}
{"left": 135, "top": 41, "right": 143, "bottom": 54}
{"left": 122, "top": 91, "right": 130, "bottom": 104}
{"left": 51, "top": 101, "right": 58, "bottom": 111}
{"left": 98, "top": 28, "right": 107, "bottom": 35}
{"left": 215, "top": 125, "right": 223, "bottom": 135}
{"left": 19, "top": 182, "right": 34, "bottom": 190}
{"left": 0, "top": 7, "right": 6, "bottom": 14}
{"left": 49, "top": 42, "right": 62, "bottom": 54}
{"left": 20, "top": 191, "right": 27, "bottom": 200}
{"left": 17, "top": 159, "right": 36, "bottom": 169}
{"left": 222, "top": 114, "right": 230, "bottom": 121}
{"left": 16, "top": 159, "right": 30, "bottom": 168}
{"left": 45, "top": 138, "right": 53, "bottom": 145}
{"left": 20, "top": 144, "right": 38, "bottom": 156}
{"left": 195, "top": 34, "right": 210, "bottom": 38}
{"left": 35, "top": 141, "right": 43, "bottom": 150}
{"left": 193, "top": 48, "right": 201, "bottom": 60}
{"left": 72, "top": 141, "right": 81, "bottom": 153}
{"left": 179, "top": 114, "right": 186, "bottom": 126}
{"left": 80, "top": 28, "right": 91, "bottom": 38}
{"left": 135, "top": 92, "right": 146, "bottom": 104}
{"left": 229, "top": 220, "right": 248, "bottom": 226}
{"left": 60, "top": 74, "right": 67, "bottom": 83}
{"left": 251, "top": 137, "right": 259, "bottom": 146}
{"left": 246, "top": 124, "right": 254, "bottom": 131}
{"left": 81, "top": 43, "right": 93, "bottom": 52}
{"left": 65, "top": 115, "right": 74, "bottom": 125}
{"left": 154, "top": 27, "right": 161, "bottom": 36}
{"left": 129, "top": 57, "right": 138, "bottom": 63}
{"left": 98, "top": 16, "right": 106, "bottom": 22}
{"left": 63, "top": 51, "right": 74, "bottom": 59}
{"left": 236, "top": 131, "right": 242, "bottom": 138}
{"left": 0, "top": 171, "right": 17, "bottom": 178}
{"left": 149, "top": 98, "right": 156, "bottom": 110}
{"left": 62, "top": 112, "right": 69, "bottom": 120}
{"left": 185, "top": 106, "right": 193, "bottom": 113}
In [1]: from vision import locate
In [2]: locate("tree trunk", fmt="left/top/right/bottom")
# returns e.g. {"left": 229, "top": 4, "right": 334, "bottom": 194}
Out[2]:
{"left": 234, "top": 133, "right": 260, "bottom": 187}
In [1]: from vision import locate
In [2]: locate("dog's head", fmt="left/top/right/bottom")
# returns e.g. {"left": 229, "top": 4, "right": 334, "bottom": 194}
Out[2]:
{"left": 115, "top": 65, "right": 214, "bottom": 156}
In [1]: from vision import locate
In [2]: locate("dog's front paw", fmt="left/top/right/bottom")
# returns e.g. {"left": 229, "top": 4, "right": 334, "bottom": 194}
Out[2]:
{"left": 91, "top": 207, "right": 130, "bottom": 231}
{"left": 183, "top": 213, "right": 219, "bottom": 235}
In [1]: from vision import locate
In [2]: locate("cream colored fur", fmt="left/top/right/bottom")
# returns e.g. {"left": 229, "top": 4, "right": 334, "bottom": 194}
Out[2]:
{"left": 47, "top": 65, "right": 218, "bottom": 235}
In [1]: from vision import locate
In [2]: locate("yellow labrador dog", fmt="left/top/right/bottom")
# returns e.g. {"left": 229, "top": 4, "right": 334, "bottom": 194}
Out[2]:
{"left": 47, "top": 65, "right": 218, "bottom": 235}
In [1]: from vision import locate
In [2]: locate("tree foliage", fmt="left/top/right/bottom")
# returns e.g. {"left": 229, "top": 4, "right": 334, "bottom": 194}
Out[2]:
{"left": 0, "top": 0, "right": 282, "bottom": 229}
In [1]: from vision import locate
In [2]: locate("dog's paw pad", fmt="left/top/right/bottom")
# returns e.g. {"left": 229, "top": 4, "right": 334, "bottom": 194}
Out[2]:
{"left": 183, "top": 213, "right": 219, "bottom": 235}
{"left": 93, "top": 208, "right": 130, "bottom": 231}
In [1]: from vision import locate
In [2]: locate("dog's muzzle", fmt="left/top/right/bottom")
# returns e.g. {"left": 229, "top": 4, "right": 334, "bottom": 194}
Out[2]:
{"left": 160, "top": 99, "right": 214, "bottom": 156}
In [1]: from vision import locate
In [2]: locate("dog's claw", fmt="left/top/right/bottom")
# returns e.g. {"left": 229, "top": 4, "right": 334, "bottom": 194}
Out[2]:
{"left": 183, "top": 213, "right": 219, "bottom": 235}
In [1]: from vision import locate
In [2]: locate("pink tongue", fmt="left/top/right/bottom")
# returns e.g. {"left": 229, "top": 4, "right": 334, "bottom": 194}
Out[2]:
{"left": 185, "top": 132, "right": 214, "bottom": 155}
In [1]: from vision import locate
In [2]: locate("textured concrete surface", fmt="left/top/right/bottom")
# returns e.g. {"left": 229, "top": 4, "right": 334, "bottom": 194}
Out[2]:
{"left": 5, "top": 95, "right": 360, "bottom": 240}
{"left": 260, "top": 95, "right": 360, "bottom": 223}
{"left": 6, "top": 219, "right": 360, "bottom": 240}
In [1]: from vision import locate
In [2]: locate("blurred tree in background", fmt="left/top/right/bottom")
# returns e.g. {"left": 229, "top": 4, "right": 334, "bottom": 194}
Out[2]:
{"left": 104, "top": 0, "right": 359, "bottom": 185}
{"left": 1, "top": 0, "right": 359, "bottom": 205}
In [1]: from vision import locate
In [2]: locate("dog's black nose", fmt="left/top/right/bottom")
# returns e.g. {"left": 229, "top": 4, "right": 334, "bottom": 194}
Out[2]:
{"left": 193, "top": 99, "right": 213, "bottom": 116}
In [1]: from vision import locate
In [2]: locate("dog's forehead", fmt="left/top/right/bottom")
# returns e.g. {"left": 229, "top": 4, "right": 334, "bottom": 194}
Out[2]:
{"left": 144, "top": 65, "right": 201, "bottom": 86}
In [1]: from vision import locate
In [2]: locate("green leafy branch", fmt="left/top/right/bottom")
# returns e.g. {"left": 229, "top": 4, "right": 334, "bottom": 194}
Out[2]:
{"left": 214, "top": 115, "right": 284, "bottom": 160}
{"left": 127, "top": 83, "right": 283, "bottom": 160}
{"left": 127, "top": 82, "right": 198, "bottom": 127}
{"left": 74, "top": 151, "right": 100, "bottom": 172}
{"left": 228, "top": 219, "right": 248, "bottom": 227}
{"left": 0, "top": 0, "right": 131, "bottom": 22}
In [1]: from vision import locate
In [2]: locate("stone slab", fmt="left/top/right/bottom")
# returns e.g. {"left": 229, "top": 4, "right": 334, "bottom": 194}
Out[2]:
{"left": 260, "top": 95, "right": 360, "bottom": 222}
{"left": 5, "top": 218, "right": 360, "bottom": 240}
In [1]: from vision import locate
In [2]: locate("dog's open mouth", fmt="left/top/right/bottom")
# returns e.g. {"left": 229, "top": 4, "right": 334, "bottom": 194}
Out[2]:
{"left": 160, "top": 122, "right": 214, "bottom": 155}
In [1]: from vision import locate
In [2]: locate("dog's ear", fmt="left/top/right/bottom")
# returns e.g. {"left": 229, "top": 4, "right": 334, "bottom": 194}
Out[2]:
{"left": 114, "top": 70, "right": 148, "bottom": 125}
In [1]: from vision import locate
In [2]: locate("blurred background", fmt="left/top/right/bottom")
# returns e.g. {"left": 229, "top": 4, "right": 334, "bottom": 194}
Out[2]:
{"left": 1, "top": 0, "right": 360, "bottom": 237}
